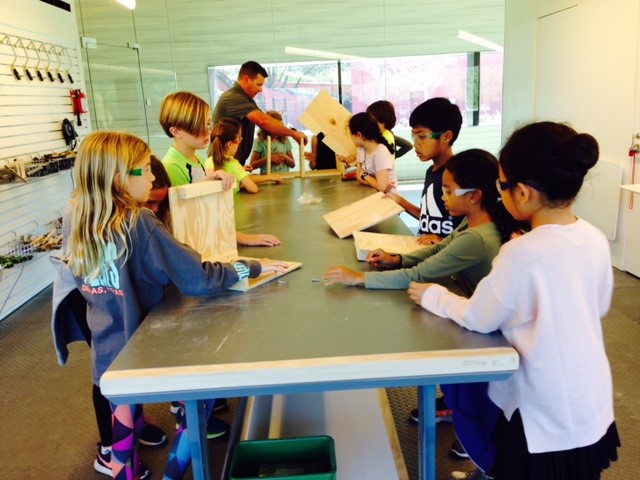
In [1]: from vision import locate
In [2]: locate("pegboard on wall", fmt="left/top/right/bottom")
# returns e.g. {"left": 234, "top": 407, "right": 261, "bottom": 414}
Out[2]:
{"left": 0, "top": 29, "right": 90, "bottom": 167}
{"left": 0, "top": 9, "right": 89, "bottom": 320}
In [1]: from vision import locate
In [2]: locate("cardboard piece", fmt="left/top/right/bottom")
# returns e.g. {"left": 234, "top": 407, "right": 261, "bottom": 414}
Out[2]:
{"left": 352, "top": 231, "right": 421, "bottom": 261}
{"left": 298, "top": 90, "right": 355, "bottom": 158}
{"left": 169, "top": 181, "right": 301, "bottom": 291}
{"left": 323, "top": 192, "right": 405, "bottom": 239}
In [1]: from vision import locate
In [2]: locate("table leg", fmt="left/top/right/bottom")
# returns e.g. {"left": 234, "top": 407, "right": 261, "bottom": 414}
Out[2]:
{"left": 418, "top": 385, "right": 436, "bottom": 480}
{"left": 185, "top": 399, "right": 210, "bottom": 480}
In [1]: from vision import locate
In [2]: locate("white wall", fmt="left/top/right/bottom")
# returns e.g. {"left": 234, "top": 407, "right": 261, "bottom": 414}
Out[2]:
{"left": 502, "top": 0, "right": 640, "bottom": 269}
{"left": 0, "top": 0, "right": 88, "bottom": 319}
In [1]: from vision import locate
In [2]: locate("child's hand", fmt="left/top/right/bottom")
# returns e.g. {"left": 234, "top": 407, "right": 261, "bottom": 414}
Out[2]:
{"left": 417, "top": 234, "right": 443, "bottom": 246}
{"left": 259, "top": 258, "right": 289, "bottom": 274}
{"left": 268, "top": 174, "right": 284, "bottom": 184}
{"left": 366, "top": 249, "right": 401, "bottom": 270}
{"left": 237, "top": 232, "right": 282, "bottom": 247}
{"left": 208, "top": 170, "right": 235, "bottom": 190}
{"left": 323, "top": 266, "right": 365, "bottom": 286}
{"left": 338, "top": 155, "right": 356, "bottom": 166}
{"left": 407, "top": 281, "right": 433, "bottom": 305}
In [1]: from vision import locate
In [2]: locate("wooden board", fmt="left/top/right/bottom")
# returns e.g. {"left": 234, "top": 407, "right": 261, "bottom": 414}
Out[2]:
{"left": 323, "top": 192, "right": 405, "bottom": 239}
{"left": 169, "top": 181, "right": 238, "bottom": 262}
{"left": 352, "top": 231, "right": 421, "bottom": 261}
{"left": 169, "top": 181, "right": 301, "bottom": 290}
{"left": 223, "top": 258, "right": 302, "bottom": 292}
{"left": 298, "top": 90, "right": 355, "bottom": 157}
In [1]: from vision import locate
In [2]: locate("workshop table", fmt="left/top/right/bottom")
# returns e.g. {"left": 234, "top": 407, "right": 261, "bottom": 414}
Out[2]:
{"left": 101, "top": 177, "right": 518, "bottom": 480}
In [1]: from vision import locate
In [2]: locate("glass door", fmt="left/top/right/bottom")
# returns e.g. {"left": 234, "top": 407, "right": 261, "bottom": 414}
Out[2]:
{"left": 82, "top": 42, "right": 149, "bottom": 141}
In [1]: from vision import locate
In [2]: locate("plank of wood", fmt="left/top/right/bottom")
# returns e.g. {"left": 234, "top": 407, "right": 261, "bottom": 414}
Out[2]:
{"left": 169, "top": 180, "right": 302, "bottom": 291}
{"left": 323, "top": 192, "right": 405, "bottom": 239}
{"left": 168, "top": 180, "right": 238, "bottom": 262}
{"left": 224, "top": 259, "right": 302, "bottom": 292}
{"left": 352, "top": 231, "right": 421, "bottom": 261}
{"left": 298, "top": 90, "right": 355, "bottom": 157}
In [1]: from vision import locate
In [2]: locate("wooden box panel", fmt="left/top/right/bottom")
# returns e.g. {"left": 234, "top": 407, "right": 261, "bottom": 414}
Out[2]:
{"left": 169, "top": 181, "right": 238, "bottom": 262}
{"left": 169, "top": 181, "right": 301, "bottom": 291}
{"left": 352, "top": 231, "right": 421, "bottom": 261}
{"left": 323, "top": 192, "right": 405, "bottom": 239}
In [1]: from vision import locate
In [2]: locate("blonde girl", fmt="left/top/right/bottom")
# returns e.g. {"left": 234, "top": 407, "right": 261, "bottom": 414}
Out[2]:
{"left": 207, "top": 117, "right": 284, "bottom": 193}
{"left": 250, "top": 110, "right": 296, "bottom": 173}
{"left": 59, "top": 131, "right": 285, "bottom": 480}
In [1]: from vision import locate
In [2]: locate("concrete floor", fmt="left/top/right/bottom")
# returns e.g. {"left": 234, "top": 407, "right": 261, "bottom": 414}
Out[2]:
{"left": 0, "top": 266, "right": 638, "bottom": 479}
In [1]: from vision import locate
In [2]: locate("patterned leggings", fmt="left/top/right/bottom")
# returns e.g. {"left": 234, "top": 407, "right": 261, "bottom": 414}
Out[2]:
{"left": 109, "top": 402, "right": 144, "bottom": 480}
{"left": 163, "top": 400, "right": 214, "bottom": 480}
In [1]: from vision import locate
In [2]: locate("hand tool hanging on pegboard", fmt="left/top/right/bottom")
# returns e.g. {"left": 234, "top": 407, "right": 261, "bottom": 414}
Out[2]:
{"left": 70, "top": 89, "right": 88, "bottom": 126}
{"left": 16, "top": 38, "right": 33, "bottom": 80}
{"left": 1, "top": 34, "right": 22, "bottom": 80}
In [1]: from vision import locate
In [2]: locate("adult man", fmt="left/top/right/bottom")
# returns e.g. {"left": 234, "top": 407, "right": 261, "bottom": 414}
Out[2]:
{"left": 212, "top": 60, "right": 306, "bottom": 166}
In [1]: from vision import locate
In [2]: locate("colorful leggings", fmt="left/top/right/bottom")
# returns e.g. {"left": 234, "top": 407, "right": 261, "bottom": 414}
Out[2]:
{"left": 109, "top": 402, "right": 143, "bottom": 480}
{"left": 163, "top": 399, "right": 214, "bottom": 480}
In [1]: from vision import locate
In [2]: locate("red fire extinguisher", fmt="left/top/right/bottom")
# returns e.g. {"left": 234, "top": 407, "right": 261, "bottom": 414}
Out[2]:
{"left": 70, "top": 89, "right": 88, "bottom": 126}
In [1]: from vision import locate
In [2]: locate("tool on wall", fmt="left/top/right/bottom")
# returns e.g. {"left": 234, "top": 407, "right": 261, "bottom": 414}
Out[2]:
{"left": 16, "top": 38, "right": 33, "bottom": 81}
{"left": 41, "top": 43, "right": 55, "bottom": 82}
{"left": 49, "top": 45, "right": 64, "bottom": 82}
{"left": 63, "top": 47, "right": 75, "bottom": 83}
{"left": 70, "top": 89, "right": 88, "bottom": 126}
{"left": 62, "top": 118, "right": 78, "bottom": 150}
{"left": 1, "top": 34, "right": 22, "bottom": 80}
{"left": 30, "top": 41, "right": 45, "bottom": 81}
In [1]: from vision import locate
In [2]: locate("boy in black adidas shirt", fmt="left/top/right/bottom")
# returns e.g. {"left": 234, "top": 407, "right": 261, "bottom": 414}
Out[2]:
{"left": 389, "top": 98, "right": 464, "bottom": 245}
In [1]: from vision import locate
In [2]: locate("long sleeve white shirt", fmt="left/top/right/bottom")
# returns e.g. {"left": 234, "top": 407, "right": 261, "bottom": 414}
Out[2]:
{"left": 420, "top": 218, "right": 615, "bottom": 453}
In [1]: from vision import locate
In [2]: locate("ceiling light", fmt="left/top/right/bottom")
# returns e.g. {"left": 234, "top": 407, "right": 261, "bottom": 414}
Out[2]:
{"left": 115, "top": 0, "right": 136, "bottom": 9}
{"left": 457, "top": 30, "right": 503, "bottom": 52}
{"left": 284, "top": 46, "right": 363, "bottom": 60}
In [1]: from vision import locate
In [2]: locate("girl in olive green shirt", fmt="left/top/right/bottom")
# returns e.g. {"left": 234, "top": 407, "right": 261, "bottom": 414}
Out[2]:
{"left": 324, "top": 149, "right": 523, "bottom": 295}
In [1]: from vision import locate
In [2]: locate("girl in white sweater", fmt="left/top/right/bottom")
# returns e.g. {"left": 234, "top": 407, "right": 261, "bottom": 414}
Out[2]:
{"left": 409, "top": 121, "right": 620, "bottom": 479}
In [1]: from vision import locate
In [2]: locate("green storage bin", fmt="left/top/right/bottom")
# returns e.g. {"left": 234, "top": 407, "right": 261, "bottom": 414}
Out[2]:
{"left": 229, "top": 435, "right": 336, "bottom": 479}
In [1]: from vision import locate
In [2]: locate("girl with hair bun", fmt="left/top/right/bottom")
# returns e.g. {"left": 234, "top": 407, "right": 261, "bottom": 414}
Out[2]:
{"left": 409, "top": 121, "right": 620, "bottom": 479}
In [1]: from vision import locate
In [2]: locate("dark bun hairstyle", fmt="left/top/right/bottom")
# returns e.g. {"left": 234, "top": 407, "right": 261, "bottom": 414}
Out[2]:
{"left": 499, "top": 121, "right": 599, "bottom": 203}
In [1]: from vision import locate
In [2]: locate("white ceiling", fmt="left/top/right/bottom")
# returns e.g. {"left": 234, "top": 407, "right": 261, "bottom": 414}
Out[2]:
{"left": 76, "top": 0, "right": 506, "bottom": 63}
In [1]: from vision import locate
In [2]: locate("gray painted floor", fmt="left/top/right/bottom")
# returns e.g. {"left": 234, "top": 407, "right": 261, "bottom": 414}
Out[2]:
{"left": 0, "top": 268, "right": 637, "bottom": 479}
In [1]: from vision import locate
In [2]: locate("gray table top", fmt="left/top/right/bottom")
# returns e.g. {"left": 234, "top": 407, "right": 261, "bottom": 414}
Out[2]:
{"left": 102, "top": 178, "right": 517, "bottom": 401}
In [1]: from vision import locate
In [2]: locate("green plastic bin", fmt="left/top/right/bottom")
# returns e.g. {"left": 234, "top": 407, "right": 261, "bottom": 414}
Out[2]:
{"left": 229, "top": 435, "right": 336, "bottom": 479}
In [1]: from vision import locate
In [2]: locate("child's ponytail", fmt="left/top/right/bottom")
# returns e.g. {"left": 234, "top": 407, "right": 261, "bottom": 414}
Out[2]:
{"left": 348, "top": 112, "right": 394, "bottom": 154}
{"left": 208, "top": 117, "right": 242, "bottom": 169}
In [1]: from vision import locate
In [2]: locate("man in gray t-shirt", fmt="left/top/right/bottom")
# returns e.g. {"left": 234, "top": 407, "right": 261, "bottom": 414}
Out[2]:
{"left": 212, "top": 60, "right": 306, "bottom": 165}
